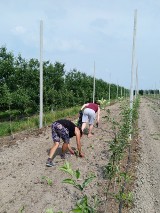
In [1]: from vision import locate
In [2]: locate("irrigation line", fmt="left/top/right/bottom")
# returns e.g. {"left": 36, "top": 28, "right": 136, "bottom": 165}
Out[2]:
{"left": 94, "top": 126, "right": 115, "bottom": 213}
{"left": 118, "top": 143, "right": 131, "bottom": 213}
{"left": 95, "top": 126, "right": 133, "bottom": 213}
{"left": 95, "top": 126, "right": 132, "bottom": 213}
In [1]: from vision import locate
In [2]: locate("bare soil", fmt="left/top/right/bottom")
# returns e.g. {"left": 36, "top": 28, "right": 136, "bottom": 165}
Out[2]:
{"left": 130, "top": 97, "right": 160, "bottom": 213}
{"left": 0, "top": 97, "right": 160, "bottom": 213}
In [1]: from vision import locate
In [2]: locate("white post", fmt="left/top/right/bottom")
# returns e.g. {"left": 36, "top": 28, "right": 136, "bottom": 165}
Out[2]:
{"left": 130, "top": 9, "right": 137, "bottom": 110}
{"left": 129, "top": 10, "right": 137, "bottom": 139}
{"left": 121, "top": 86, "right": 122, "bottom": 97}
{"left": 117, "top": 80, "right": 119, "bottom": 100}
{"left": 39, "top": 20, "right": 43, "bottom": 128}
{"left": 136, "top": 63, "right": 139, "bottom": 96}
{"left": 92, "top": 61, "right": 96, "bottom": 103}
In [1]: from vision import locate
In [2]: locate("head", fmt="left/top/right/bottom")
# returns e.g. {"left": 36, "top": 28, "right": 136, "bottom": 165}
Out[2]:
{"left": 94, "top": 100, "right": 100, "bottom": 105}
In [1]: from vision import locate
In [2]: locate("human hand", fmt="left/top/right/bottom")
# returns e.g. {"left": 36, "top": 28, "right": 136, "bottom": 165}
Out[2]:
{"left": 69, "top": 149, "right": 75, "bottom": 155}
{"left": 79, "top": 152, "right": 84, "bottom": 158}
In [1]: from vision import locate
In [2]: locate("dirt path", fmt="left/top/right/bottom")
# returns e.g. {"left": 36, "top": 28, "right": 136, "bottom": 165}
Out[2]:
{"left": 0, "top": 103, "right": 121, "bottom": 213}
{"left": 130, "top": 97, "right": 160, "bottom": 213}
{"left": 1, "top": 97, "right": 160, "bottom": 213}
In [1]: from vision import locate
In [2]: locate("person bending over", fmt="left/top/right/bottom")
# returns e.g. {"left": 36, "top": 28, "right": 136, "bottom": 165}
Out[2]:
{"left": 80, "top": 102, "right": 100, "bottom": 137}
{"left": 46, "top": 119, "right": 84, "bottom": 167}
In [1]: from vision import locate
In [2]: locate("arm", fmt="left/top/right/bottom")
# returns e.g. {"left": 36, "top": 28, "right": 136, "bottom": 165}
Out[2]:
{"left": 81, "top": 103, "right": 89, "bottom": 111}
{"left": 75, "top": 127, "right": 84, "bottom": 157}
{"left": 97, "top": 106, "right": 100, "bottom": 123}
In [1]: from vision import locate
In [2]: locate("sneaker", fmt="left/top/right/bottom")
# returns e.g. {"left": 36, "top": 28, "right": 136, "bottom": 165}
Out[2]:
{"left": 46, "top": 160, "right": 56, "bottom": 167}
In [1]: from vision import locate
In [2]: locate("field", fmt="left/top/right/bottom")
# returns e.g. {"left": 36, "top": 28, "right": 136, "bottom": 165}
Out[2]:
{"left": 0, "top": 97, "right": 160, "bottom": 213}
{"left": 130, "top": 97, "right": 160, "bottom": 213}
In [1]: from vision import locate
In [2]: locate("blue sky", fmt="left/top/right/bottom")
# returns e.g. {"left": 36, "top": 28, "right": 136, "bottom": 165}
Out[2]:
{"left": 0, "top": 0, "right": 160, "bottom": 90}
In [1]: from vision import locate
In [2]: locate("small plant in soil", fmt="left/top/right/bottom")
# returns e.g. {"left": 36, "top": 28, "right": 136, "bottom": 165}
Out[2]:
{"left": 46, "top": 209, "right": 63, "bottom": 213}
{"left": 59, "top": 161, "right": 98, "bottom": 212}
{"left": 41, "top": 176, "right": 53, "bottom": 186}
{"left": 59, "top": 161, "right": 96, "bottom": 191}
{"left": 19, "top": 206, "right": 25, "bottom": 213}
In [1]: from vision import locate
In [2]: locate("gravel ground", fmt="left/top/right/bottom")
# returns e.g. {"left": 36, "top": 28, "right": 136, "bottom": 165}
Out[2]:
{"left": 0, "top": 102, "right": 120, "bottom": 213}
{"left": 0, "top": 97, "right": 160, "bottom": 213}
{"left": 130, "top": 97, "right": 160, "bottom": 213}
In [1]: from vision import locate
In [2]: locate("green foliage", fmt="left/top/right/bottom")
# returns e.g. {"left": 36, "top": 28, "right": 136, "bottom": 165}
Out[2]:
{"left": 97, "top": 97, "right": 108, "bottom": 109}
{"left": 103, "top": 98, "right": 139, "bottom": 211}
{"left": 46, "top": 209, "right": 54, "bottom": 213}
{"left": 118, "top": 172, "right": 132, "bottom": 184}
{"left": 104, "top": 162, "right": 119, "bottom": 180}
{"left": 59, "top": 161, "right": 96, "bottom": 191}
{"left": 59, "top": 161, "right": 97, "bottom": 212}
{"left": 18, "top": 206, "right": 25, "bottom": 213}
{"left": 0, "top": 45, "right": 126, "bottom": 118}
{"left": 41, "top": 176, "right": 53, "bottom": 186}
{"left": 114, "top": 191, "right": 133, "bottom": 206}
{"left": 0, "top": 106, "right": 80, "bottom": 137}
{"left": 0, "top": 44, "right": 129, "bottom": 139}
{"left": 72, "top": 195, "right": 96, "bottom": 213}
{"left": 46, "top": 209, "right": 63, "bottom": 213}
{"left": 104, "top": 102, "right": 131, "bottom": 181}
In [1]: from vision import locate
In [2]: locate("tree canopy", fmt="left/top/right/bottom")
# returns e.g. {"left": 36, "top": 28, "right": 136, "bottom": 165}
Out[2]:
{"left": 0, "top": 46, "right": 127, "bottom": 117}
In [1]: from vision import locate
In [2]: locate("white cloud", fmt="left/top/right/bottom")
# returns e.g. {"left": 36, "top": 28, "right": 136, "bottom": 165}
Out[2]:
{"left": 11, "top": 26, "right": 27, "bottom": 35}
{"left": 44, "top": 38, "right": 86, "bottom": 53}
{"left": 0, "top": 0, "right": 160, "bottom": 89}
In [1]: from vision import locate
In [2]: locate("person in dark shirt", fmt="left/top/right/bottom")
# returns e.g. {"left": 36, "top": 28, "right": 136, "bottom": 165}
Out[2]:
{"left": 80, "top": 102, "right": 100, "bottom": 137}
{"left": 46, "top": 119, "right": 84, "bottom": 167}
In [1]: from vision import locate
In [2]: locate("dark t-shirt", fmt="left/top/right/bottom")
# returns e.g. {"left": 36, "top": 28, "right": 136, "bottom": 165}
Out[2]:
{"left": 56, "top": 119, "right": 76, "bottom": 138}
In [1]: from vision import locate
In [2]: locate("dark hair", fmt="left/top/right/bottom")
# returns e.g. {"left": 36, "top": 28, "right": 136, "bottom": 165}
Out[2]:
{"left": 94, "top": 100, "right": 100, "bottom": 105}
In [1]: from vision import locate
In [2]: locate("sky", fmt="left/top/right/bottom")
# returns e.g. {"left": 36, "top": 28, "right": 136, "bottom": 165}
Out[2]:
{"left": 0, "top": 0, "right": 160, "bottom": 90}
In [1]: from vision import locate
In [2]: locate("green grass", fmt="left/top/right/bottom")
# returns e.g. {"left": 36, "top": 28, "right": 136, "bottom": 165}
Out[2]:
{"left": 0, "top": 106, "right": 80, "bottom": 137}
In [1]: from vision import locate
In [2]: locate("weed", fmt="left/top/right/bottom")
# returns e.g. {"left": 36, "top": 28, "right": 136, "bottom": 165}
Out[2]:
{"left": 41, "top": 176, "right": 53, "bottom": 186}
{"left": 19, "top": 206, "right": 25, "bottom": 213}
{"left": 46, "top": 208, "right": 63, "bottom": 213}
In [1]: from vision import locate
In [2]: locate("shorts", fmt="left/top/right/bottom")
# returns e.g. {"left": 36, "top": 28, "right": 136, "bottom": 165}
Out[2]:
{"left": 82, "top": 108, "right": 96, "bottom": 125}
{"left": 51, "top": 122, "right": 70, "bottom": 143}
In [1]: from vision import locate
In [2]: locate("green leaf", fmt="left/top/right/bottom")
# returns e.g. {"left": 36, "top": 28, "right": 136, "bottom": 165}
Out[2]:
{"left": 82, "top": 175, "right": 96, "bottom": 189}
{"left": 46, "top": 208, "right": 54, "bottom": 213}
{"left": 41, "top": 176, "right": 46, "bottom": 180}
{"left": 62, "top": 178, "right": 76, "bottom": 185}
{"left": 59, "top": 161, "right": 74, "bottom": 176}
{"left": 75, "top": 184, "right": 83, "bottom": 191}
{"left": 75, "top": 169, "right": 80, "bottom": 179}
{"left": 47, "top": 178, "right": 53, "bottom": 186}
{"left": 71, "top": 209, "right": 82, "bottom": 213}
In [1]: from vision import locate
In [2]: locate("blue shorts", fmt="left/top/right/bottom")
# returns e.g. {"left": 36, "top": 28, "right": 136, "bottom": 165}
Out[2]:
{"left": 82, "top": 108, "right": 96, "bottom": 125}
{"left": 51, "top": 122, "right": 70, "bottom": 143}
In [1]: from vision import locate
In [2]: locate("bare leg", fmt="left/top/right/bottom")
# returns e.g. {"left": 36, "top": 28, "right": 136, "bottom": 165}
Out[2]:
{"left": 81, "top": 122, "right": 87, "bottom": 132}
{"left": 88, "top": 124, "right": 94, "bottom": 137}
{"left": 62, "top": 143, "right": 70, "bottom": 154}
{"left": 60, "top": 143, "right": 70, "bottom": 159}
{"left": 49, "top": 142, "right": 59, "bottom": 159}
